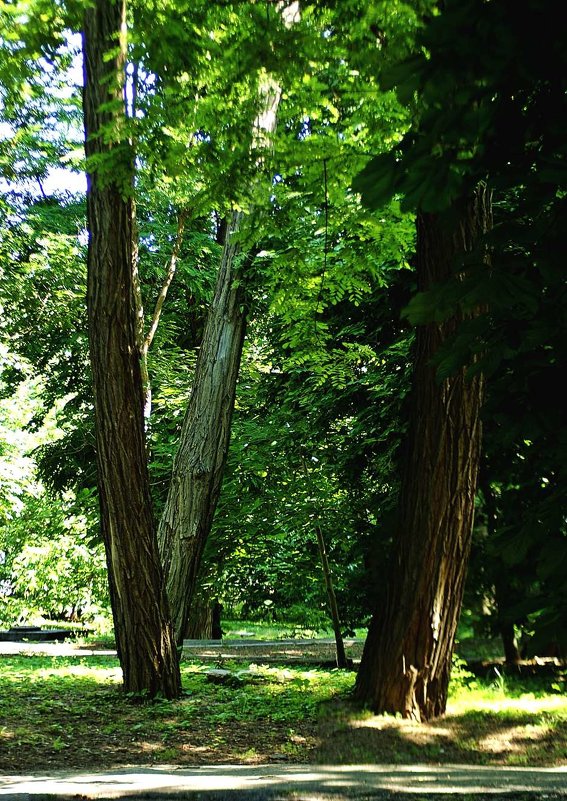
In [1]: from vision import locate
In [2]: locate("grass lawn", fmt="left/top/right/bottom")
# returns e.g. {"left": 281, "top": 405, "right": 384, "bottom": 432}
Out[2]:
{"left": 220, "top": 620, "right": 368, "bottom": 641}
{"left": 0, "top": 652, "right": 565, "bottom": 774}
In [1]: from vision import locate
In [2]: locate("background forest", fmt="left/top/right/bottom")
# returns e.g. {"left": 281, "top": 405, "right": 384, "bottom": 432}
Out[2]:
{"left": 0, "top": 0, "right": 566, "bottom": 709}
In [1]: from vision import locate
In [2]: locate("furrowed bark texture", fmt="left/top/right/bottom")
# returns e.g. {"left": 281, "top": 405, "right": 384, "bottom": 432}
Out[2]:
{"left": 158, "top": 211, "right": 246, "bottom": 643}
{"left": 355, "top": 186, "right": 491, "bottom": 721}
{"left": 83, "top": 0, "right": 181, "bottom": 698}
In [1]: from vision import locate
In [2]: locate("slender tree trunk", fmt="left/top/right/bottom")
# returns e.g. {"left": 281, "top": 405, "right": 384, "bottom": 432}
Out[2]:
{"left": 140, "top": 210, "right": 188, "bottom": 418}
{"left": 499, "top": 620, "right": 521, "bottom": 665}
{"left": 82, "top": 0, "right": 180, "bottom": 698}
{"left": 480, "top": 468, "right": 522, "bottom": 665}
{"left": 355, "top": 185, "right": 491, "bottom": 721}
{"left": 314, "top": 523, "right": 348, "bottom": 668}
{"left": 300, "top": 457, "right": 348, "bottom": 667}
{"left": 494, "top": 572, "right": 522, "bottom": 665}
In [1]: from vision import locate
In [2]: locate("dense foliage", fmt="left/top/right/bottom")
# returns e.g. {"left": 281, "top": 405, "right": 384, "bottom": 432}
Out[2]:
{"left": 0, "top": 0, "right": 565, "bottom": 666}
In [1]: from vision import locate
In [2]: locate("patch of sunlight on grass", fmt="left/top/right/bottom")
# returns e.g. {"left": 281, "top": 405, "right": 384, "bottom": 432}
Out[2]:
{"left": 140, "top": 740, "right": 165, "bottom": 753}
{"left": 181, "top": 743, "right": 211, "bottom": 754}
{"left": 479, "top": 722, "right": 551, "bottom": 754}
{"left": 346, "top": 713, "right": 460, "bottom": 754}
{"left": 221, "top": 620, "right": 335, "bottom": 640}
{"left": 332, "top": 683, "right": 566, "bottom": 766}
{"left": 447, "top": 693, "right": 567, "bottom": 716}
{"left": 0, "top": 656, "right": 121, "bottom": 688}
{"left": 348, "top": 716, "right": 454, "bottom": 738}
{"left": 33, "top": 663, "right": 122, "bottom": 684}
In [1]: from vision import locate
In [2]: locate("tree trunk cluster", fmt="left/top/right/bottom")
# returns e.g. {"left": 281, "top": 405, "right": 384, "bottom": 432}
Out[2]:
{"left": 83, "top": 0, "right": 491, "bottom": 715}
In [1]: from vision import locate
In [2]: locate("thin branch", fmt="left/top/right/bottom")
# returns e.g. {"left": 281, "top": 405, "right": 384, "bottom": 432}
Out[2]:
{"left": 142, "top": 208, "right": 189, "bottom": 357}
{"left": 300, "top": 454, "right": 349, "bottom": 669}
{"left": 36, "top": 176, "right": 48, "bottom": 200}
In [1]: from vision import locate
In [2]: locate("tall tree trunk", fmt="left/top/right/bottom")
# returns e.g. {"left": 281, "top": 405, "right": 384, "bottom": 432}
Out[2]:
{"left": 82, "top": 0, "right": 181, "bottom": 698}
{"left": 158, "top": 67, "right": 286, "bottom": 644}
{"left": 158, "top": 212, "right": 247, "bottom": 643}
{"left": 355, "top": 185, "right": 491, "bottom": 721}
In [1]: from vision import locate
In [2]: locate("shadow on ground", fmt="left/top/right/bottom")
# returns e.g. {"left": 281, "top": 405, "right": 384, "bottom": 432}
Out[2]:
{"left": 314, "top": 700, "right": 567, "bottom": 767}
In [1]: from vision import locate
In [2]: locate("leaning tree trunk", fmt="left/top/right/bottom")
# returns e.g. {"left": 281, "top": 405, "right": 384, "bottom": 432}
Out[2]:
{"left": 158, "top": 68, "right": 286, "bottom": 644}
{"left": 355, "top": 185, "right": 491, "bottom": 721}
{"left": 82, "top": 0, "right": 181, "bottom": 698}
{"left": 158, "top": 213, "right": 247, "bottom": 643}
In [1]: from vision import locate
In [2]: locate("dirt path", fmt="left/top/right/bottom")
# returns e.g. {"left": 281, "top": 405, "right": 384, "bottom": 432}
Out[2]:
{"left": 0, "top": 637, "right": 363, "bottom": 663}
{"left": 182, "top": 637, "right": 363, "bottom": 664}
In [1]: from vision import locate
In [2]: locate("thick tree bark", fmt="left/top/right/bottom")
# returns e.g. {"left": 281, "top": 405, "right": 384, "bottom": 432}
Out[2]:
{"left": 82, "top": 0, "right": 181, "bottom": 698}
{"left": 158, "top": 211, "right": 247, "bottom": 643}
{"left": 355, "top": 185, "right": 491, "bottom": 721}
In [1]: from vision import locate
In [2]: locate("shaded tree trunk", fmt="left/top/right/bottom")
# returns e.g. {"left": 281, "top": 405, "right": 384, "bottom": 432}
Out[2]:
{"left": 314, "top": 522, "right": 349, "bottom": 668}
{"left": 499, "top": 619, "right": 521, "bottom": 665}
{"left": 82, "top": 0, "right": 180, "bottom": 698}
{"left": 480, "top": 469, "right": 522, "bottom": 665}
{"left": 494, "top": 573, "right": 522, "bottom": 665}
{"left": 183, "top": 596, "right": 223, "bottom": 640}
{"left": 183, "top": 599, "right": 213, "bottom": 640}
{"left": 355, "top": 185, "right": 491, "bottom": 721}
